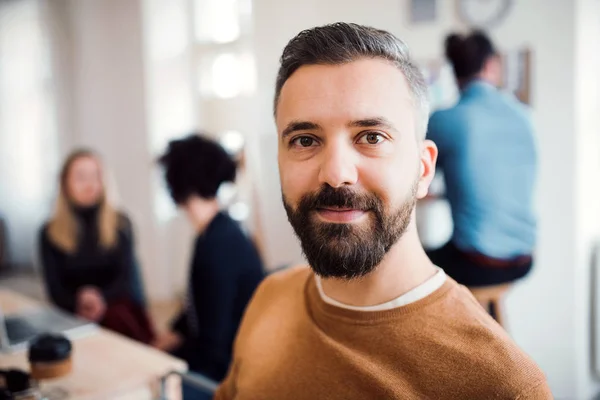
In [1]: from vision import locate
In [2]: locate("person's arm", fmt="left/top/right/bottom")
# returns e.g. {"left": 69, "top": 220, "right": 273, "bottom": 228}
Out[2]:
{"left": 100, "top": 215, "right": 134, "bottom": 302}
{"left": 152, "top": 308, "right": 186, "bottom": 351}
{"left": 191, "top": 239, "right": 239, "bottom": 347}
{"left": 213, "top": 264, "right": 274, "bottom": 398}
{"left": 162, "top": 239, "right": 230, "bottom": 351}
{"left": 170, "top": 310, "right": 189, "bottom": 337}
{"left": 39, "top": 227, "right": 77, "bottom": 312}
{"left": 179, "top": 236, "right": 245, "bottom": 378}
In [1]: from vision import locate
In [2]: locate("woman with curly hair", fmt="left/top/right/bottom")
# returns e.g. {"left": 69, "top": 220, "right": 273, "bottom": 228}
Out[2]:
{"left": 154, "top": 134, "right": 264, "bottom": 389}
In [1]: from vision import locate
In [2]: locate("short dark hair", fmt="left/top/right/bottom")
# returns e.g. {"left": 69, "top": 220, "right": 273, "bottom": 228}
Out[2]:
{"left": 445, "top": 30, "right": 497, "bottom": 81}
{"left": 158, "top": 134, "right": 237, "bottom": 204}
{"left": 274, "top": 22, "right": 430, "bottom": 136}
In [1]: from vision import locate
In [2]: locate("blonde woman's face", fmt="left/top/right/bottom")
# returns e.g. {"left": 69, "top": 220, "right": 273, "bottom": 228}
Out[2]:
{"left": 66, "top": 156, "right": 104, "bottom": 207}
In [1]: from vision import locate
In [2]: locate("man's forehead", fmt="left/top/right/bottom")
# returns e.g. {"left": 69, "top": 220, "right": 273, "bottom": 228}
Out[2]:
{"left": 276, "top": 60, "right": 414, "bottom": 129}
{"left": 283, "top": 59, "right": 409, "bottom": 92}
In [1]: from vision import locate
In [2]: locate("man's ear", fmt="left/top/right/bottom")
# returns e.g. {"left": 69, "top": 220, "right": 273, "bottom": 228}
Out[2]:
{"left": 416, "top": 139, "right": 438, "bottom": 199}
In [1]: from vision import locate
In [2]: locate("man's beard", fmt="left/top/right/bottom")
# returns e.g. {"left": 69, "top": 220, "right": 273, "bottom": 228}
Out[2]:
{"left": 283, "top": 181, "right": 417, "bottom": 280}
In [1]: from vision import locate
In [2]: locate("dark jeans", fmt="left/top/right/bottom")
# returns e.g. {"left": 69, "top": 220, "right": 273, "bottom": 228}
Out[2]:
{"left": 426, "top": 241, "right": 533, "bottom": 287}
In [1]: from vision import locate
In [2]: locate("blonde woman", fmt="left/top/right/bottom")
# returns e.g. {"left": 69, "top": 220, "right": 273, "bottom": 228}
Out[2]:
{"left": 39, "top": 149, "right": 154, "bottom": 343}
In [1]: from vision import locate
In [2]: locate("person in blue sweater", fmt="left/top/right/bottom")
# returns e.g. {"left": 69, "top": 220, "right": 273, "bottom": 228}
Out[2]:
{"left": 426, "top": 31, "right": 537, "bottom": 292}
{"left": 154, "top": 134, "right": 264, "bottom": 393}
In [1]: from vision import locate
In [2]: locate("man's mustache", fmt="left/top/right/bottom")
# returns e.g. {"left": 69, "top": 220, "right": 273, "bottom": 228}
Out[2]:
{"left": 300, "top": 186, "right": 378, "bottom": 211}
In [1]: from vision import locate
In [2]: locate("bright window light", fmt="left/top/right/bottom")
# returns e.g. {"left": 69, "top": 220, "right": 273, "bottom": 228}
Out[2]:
{"left": 217, "top": 182, "right": 238, "bottom": 205}
{"left": 198, "top": 51, "right": 256, "bottom": 99}
{"left": 148, "top": 0, "right": 188, "bottom": 60}
{"left": 219, "top": 130, "right": 245, "bottom": 154}
{"left": 195, "top": 0, "right": 241, "bottom": 44}
{"left": 229, "top": 201, "right": 250, "bottom": 222}
{"left": 212, "top": 53, "right": 241, "bottom": 98}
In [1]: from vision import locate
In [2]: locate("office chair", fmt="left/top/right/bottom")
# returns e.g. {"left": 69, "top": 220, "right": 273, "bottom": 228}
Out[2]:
{"left": 158, "top": 369, "right": 218, "bottom": 400}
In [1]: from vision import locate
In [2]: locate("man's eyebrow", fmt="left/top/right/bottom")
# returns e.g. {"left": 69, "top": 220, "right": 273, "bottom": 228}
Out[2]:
{"left": 348, "top": 117, "right": 395, "bottom": 130}
{"left": 281, "top": 121, "right": 321, "bottom": 139}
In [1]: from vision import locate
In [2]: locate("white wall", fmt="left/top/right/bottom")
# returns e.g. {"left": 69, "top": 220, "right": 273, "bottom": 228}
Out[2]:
{"left": 573, "top": 0, "right": 600, "bottom": 398}
{"left": 0, "top": 0, "right": 60, "bottom": 268}
{"left": 251, "top": 0, "right": 596, "bottom": 397}
{"left": 49, "top": 0, "right": 174, "bottom": 300}
{"left": 141, "top": 0, "right": 198, "bottom": 298}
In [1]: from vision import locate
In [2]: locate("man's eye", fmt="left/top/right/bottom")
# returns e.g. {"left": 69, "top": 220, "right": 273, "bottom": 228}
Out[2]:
{"left": 292, "top": 136, "right": 316, "bottom": 147}
{"left": 358, "top": 132, "right": 384, "bottom": 145}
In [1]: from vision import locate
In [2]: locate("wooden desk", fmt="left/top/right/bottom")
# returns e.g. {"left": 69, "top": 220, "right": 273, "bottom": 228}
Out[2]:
{"left": 0, "top": 289, "right": 187, "bottom": 400}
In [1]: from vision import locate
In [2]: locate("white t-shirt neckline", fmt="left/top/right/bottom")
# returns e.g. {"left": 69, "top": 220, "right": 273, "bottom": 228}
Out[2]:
{"left": 315, "top": 268, "right": 447, "bottom": 312}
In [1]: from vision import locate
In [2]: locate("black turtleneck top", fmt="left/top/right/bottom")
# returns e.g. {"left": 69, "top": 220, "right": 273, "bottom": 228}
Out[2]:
{"left": 39, "top": 206, "right": 135, "bottom": 313}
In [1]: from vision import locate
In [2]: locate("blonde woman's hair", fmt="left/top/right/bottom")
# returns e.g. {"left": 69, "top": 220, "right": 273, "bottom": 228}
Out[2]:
{"left": 47, "top": 149, "right": 119, "bottom": 253}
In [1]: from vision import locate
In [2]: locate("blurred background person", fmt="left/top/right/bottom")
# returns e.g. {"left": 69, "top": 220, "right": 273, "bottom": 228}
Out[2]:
{"left": 425, "top": 31, "right": 537, "bottom": 317}
{"left": 154, "top": 134, "right": 264, "bottom": 393}
{"left": 39, "top": 149, "right": 155, "bottom": 343}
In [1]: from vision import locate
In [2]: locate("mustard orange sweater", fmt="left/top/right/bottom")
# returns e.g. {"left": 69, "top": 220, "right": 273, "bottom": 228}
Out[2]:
{"left": 215, "top": 266, "right": 551, "bottom": 399}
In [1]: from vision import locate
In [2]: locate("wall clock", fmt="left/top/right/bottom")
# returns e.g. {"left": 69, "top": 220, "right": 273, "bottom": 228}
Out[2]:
{"left": 457, "top": 0, "right": 512, "bottom": 28}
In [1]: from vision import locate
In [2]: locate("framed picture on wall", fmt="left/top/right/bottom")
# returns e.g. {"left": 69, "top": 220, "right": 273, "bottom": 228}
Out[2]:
{"left": 456, "top": 0, "right": 513, "bottom": 29}
{"left": 419, "top": 59, "right": 460, "bottom": 112}
{"left": 500, "top": 48, "right": 532, "bottom": 105}
{"left": 409, "top": 0, "right": 438, "bottom": 24}
{"left": 420, "top": 47, "right": 532, "bottom": 109}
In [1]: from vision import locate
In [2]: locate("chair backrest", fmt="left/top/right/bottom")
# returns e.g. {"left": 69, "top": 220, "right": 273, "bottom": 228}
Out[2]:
{"left": 129, "top": 253, "right": 147, "bottom": 308}
{"left": 468, "top": 284, "right": 512, "bottom": 327}
{"left": 0, "top": 306, "right": 9, "bottom": 352}
{"left": 159, "top": 370, "right": 218, "bottom": 399}
{"left": 469, "top": 284, "right": 512, "bottom": 304}
{"left": 120, "top": 217, "right": 147, "bottom": 308}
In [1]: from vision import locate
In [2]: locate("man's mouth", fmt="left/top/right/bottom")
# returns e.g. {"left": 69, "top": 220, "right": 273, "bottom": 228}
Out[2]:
{"left": 315, "top": 207, "right": 367, "bottom": 223}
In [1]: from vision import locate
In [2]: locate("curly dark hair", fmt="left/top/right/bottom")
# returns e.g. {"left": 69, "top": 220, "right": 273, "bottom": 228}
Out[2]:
{"left": 158, "top": 134, "right": 237, "bottom": 204}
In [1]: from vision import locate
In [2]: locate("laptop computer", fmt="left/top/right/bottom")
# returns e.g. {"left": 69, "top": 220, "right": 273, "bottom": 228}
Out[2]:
{"left": 0, "top": 306, "right": 97, "bottom": 353}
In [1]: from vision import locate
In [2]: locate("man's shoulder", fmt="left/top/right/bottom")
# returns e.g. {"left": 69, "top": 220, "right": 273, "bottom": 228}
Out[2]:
{"left": 427, "top": 107, "right": 467, "bottom": 143}
{"left": 234, "top": 265, "right": 311, "bottom": 346}
{"left": 428, "top": 108, "right": 452, "bottom": 131}
{"left": 241, "top": 265, "right": 311, "bottom": 311}
{"left": 435, "top": 281, "right": 550, "bottom": 397}
{"left": 465, "top": 332, "right": 549, "bottom": 397}
{"left": 429, "top": 104, "right": 468, "bottom": 122}
{"left": 255, "top": 265, "right": 312, "bottom": 299}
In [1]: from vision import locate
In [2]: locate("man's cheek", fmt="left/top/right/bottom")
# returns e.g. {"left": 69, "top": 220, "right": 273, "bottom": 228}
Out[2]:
{"left": 282, "top": 167, "right": 310, "bottom": 197}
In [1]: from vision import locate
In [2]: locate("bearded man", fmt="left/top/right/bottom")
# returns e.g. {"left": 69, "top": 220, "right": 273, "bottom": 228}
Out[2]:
{"left": 215, "top": 22, "right": 551, "bottom": 400}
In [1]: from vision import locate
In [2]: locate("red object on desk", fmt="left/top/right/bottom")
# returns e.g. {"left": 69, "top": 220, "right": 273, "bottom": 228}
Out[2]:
{"left": 101, "top": 299, "right": 156, "bottom": 344}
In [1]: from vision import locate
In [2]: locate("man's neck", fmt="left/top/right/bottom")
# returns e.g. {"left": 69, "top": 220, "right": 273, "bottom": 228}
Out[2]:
{"left": 459, "top": 75, "right": 497, "bottom": 91}
{"left": 191, "top": 200, "right": 220, "bottom": 234}
{"left": 319, "top": 224, "right": 437, "bottom": 307}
